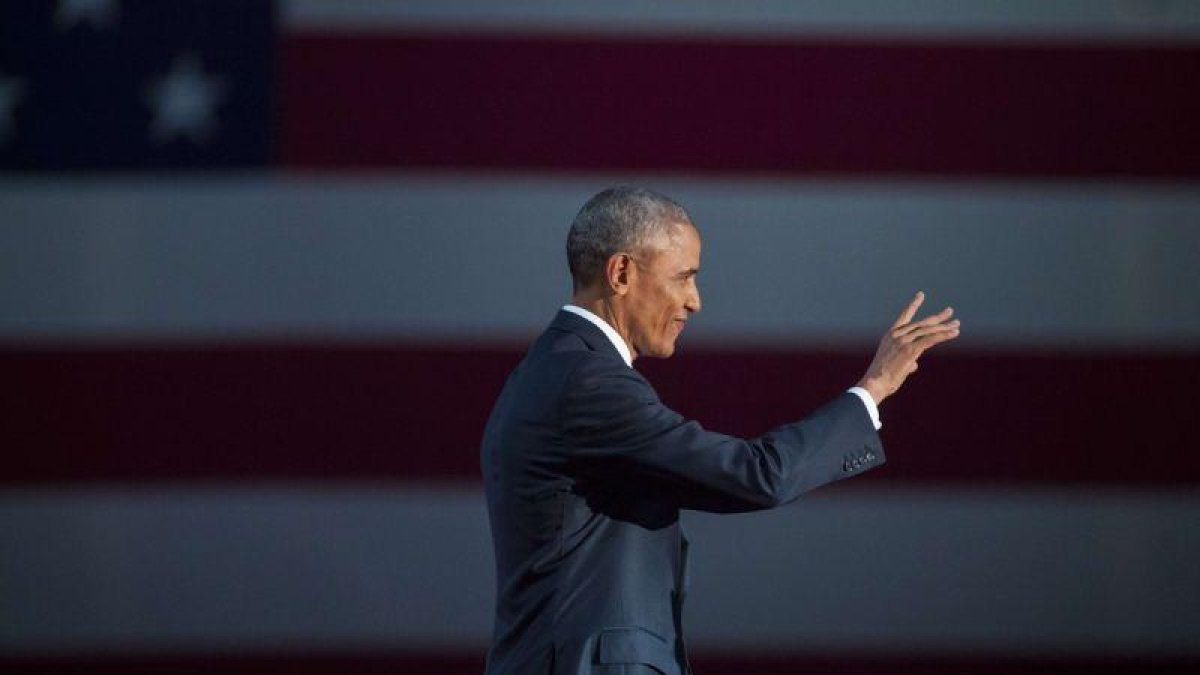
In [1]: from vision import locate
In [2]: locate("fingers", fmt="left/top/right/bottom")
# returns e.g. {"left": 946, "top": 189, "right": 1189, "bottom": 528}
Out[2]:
{"left": 894, "top": 306, "right": 954, "bottom": 337}
{"left": 898, "top": 317, "right": 959, "bottom": 342}
{"left": 911, "top": 325, "right": 961, "bottom": 350}
{"left": 892, "top": 291, "right": 925, "bottom": 329}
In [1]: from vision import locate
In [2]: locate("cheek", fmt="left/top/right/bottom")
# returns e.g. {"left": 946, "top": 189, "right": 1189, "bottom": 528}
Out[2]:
{"left": 658, "top": 296, "right": 676, "bottom": 323}
{"left": 660, "top": 301, "right": 678, "bottom": 335}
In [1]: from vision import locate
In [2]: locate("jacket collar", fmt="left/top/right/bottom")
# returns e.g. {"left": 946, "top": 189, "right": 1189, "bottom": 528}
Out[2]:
{"left": 549, "top": 306, "right": 633, "bottom": 367}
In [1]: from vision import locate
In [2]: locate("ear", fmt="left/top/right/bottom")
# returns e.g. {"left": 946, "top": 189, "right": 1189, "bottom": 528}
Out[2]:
{"left": 604, "top": 252, "right": 634, "bottom": 296}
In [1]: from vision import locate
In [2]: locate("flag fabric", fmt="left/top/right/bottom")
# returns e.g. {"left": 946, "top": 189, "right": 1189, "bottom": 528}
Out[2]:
{"left": 0, "top": 0, "right": 273, "bottom": 169}
{"left": 3, "top": 2, "right": 1200, "bottom": 674}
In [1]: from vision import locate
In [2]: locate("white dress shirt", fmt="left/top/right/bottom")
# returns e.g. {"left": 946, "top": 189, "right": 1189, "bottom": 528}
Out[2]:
{"left": 562, "top": 304, "right": 881, "bottom": 430}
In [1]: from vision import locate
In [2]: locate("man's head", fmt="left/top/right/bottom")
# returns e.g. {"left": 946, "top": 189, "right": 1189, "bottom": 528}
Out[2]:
{"left": 567, "top": 186, "right": 702, "bottom": 360}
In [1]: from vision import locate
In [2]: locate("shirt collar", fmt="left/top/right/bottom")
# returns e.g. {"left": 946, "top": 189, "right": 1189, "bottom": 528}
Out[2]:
{"left": 561, "top": 304, "right": 633, "bottom": 367}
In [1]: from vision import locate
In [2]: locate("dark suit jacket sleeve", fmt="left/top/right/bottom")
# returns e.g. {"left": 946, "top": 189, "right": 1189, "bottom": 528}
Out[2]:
{"left": 559, "top": 353, "right": 885, "bottom": 513}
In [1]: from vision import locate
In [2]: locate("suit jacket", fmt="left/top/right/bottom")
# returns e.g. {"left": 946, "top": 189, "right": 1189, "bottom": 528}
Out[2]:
{"left": 482, "top": 309, "right": 885, "bottom": 675}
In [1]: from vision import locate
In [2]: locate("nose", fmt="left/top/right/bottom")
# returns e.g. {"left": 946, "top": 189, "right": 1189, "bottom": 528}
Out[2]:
{"left": 686, "top": 281, "right": 701, "bottom": 314}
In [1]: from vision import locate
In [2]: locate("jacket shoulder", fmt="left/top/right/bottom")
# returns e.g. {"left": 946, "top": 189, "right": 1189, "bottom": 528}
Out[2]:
{"left": 561, "top": 347, "right": 653, "bottom": 397}
{"left": 527, "top": 326, "right": 630, "bottom": 376}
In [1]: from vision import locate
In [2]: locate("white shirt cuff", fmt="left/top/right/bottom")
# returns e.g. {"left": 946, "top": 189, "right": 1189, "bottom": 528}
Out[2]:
{"left": 847, "top": 386, "right": 882, "bottom": 430}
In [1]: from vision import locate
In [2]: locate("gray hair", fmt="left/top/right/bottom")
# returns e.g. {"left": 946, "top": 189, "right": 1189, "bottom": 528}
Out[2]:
{"left": 566, "top": 186, "right": 693, "bottom": 291}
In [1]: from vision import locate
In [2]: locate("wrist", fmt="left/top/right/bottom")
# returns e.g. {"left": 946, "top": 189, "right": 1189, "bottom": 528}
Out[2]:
{"left": 856, "top": 377, "right": 888, "bottom": 407}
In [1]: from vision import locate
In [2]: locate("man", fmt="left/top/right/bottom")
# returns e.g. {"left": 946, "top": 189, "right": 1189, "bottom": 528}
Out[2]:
{"left": 481, "top": 187, "right": 960, "bottom": 674}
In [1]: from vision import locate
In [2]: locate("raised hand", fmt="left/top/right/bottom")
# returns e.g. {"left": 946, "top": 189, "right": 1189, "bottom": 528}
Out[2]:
{"left": 856, "top": 291, "right": 960, "bottom": 406}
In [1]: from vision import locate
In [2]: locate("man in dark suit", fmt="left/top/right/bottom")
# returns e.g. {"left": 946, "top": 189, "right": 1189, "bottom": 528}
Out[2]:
{"left": 482, "top": 187, "right": 960, "bottom": 674}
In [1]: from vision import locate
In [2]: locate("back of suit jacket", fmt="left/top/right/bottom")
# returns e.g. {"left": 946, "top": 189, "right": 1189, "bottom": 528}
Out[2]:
{"left": 482, "top": 310, "right": 884, "bottom": 675}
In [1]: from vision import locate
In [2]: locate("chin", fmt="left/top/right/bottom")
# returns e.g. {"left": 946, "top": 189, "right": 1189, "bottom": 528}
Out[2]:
{"left": 645, "top": 342, "right": 677, "bottom": 359}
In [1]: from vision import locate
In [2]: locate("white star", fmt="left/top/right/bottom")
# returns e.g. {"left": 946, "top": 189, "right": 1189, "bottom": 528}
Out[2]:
{"left": 144, "top": 54, "right": 227, "bottom": 146}
{"left": 0, "top": 74, "right": 24, "bottom": 146}
{"left": 54, "top": 0, "right": 119, "bottom": 31}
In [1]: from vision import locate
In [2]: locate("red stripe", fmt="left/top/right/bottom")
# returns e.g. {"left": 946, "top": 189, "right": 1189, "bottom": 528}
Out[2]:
{"left": 2, "top": 344, "right": 1195, "bottom": 485}
{"left": 279, "top": 33, "right": 1200, "bottom": 177}
{"left": 2, "top": 651, "right": 1196, "bottom": 675}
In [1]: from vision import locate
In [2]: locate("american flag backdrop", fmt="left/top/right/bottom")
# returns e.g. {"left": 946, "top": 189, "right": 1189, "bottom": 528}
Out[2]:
{"left": 2, "top": 1, "right": 1200, "bottom": 673}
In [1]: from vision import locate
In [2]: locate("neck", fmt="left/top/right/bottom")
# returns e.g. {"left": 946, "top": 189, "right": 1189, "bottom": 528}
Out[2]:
{"left": 570, "top": 292, "right": 637, "bottom": 361}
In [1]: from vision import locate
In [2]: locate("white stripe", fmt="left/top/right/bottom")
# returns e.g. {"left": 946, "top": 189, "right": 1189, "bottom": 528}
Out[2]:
{"left": 3, "top": 174, "right": 1198, "bottom": 347}
{"left": 283, "top": 0, "right": 1200, "bottom": 43}
{"left": 2, "top": 485, "right": 1197, "bottom": 655}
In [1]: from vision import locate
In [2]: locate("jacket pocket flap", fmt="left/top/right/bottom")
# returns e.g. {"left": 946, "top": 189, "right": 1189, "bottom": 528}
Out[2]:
{"left": 597, "top": 626, "right": 675, "bottom": 674}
